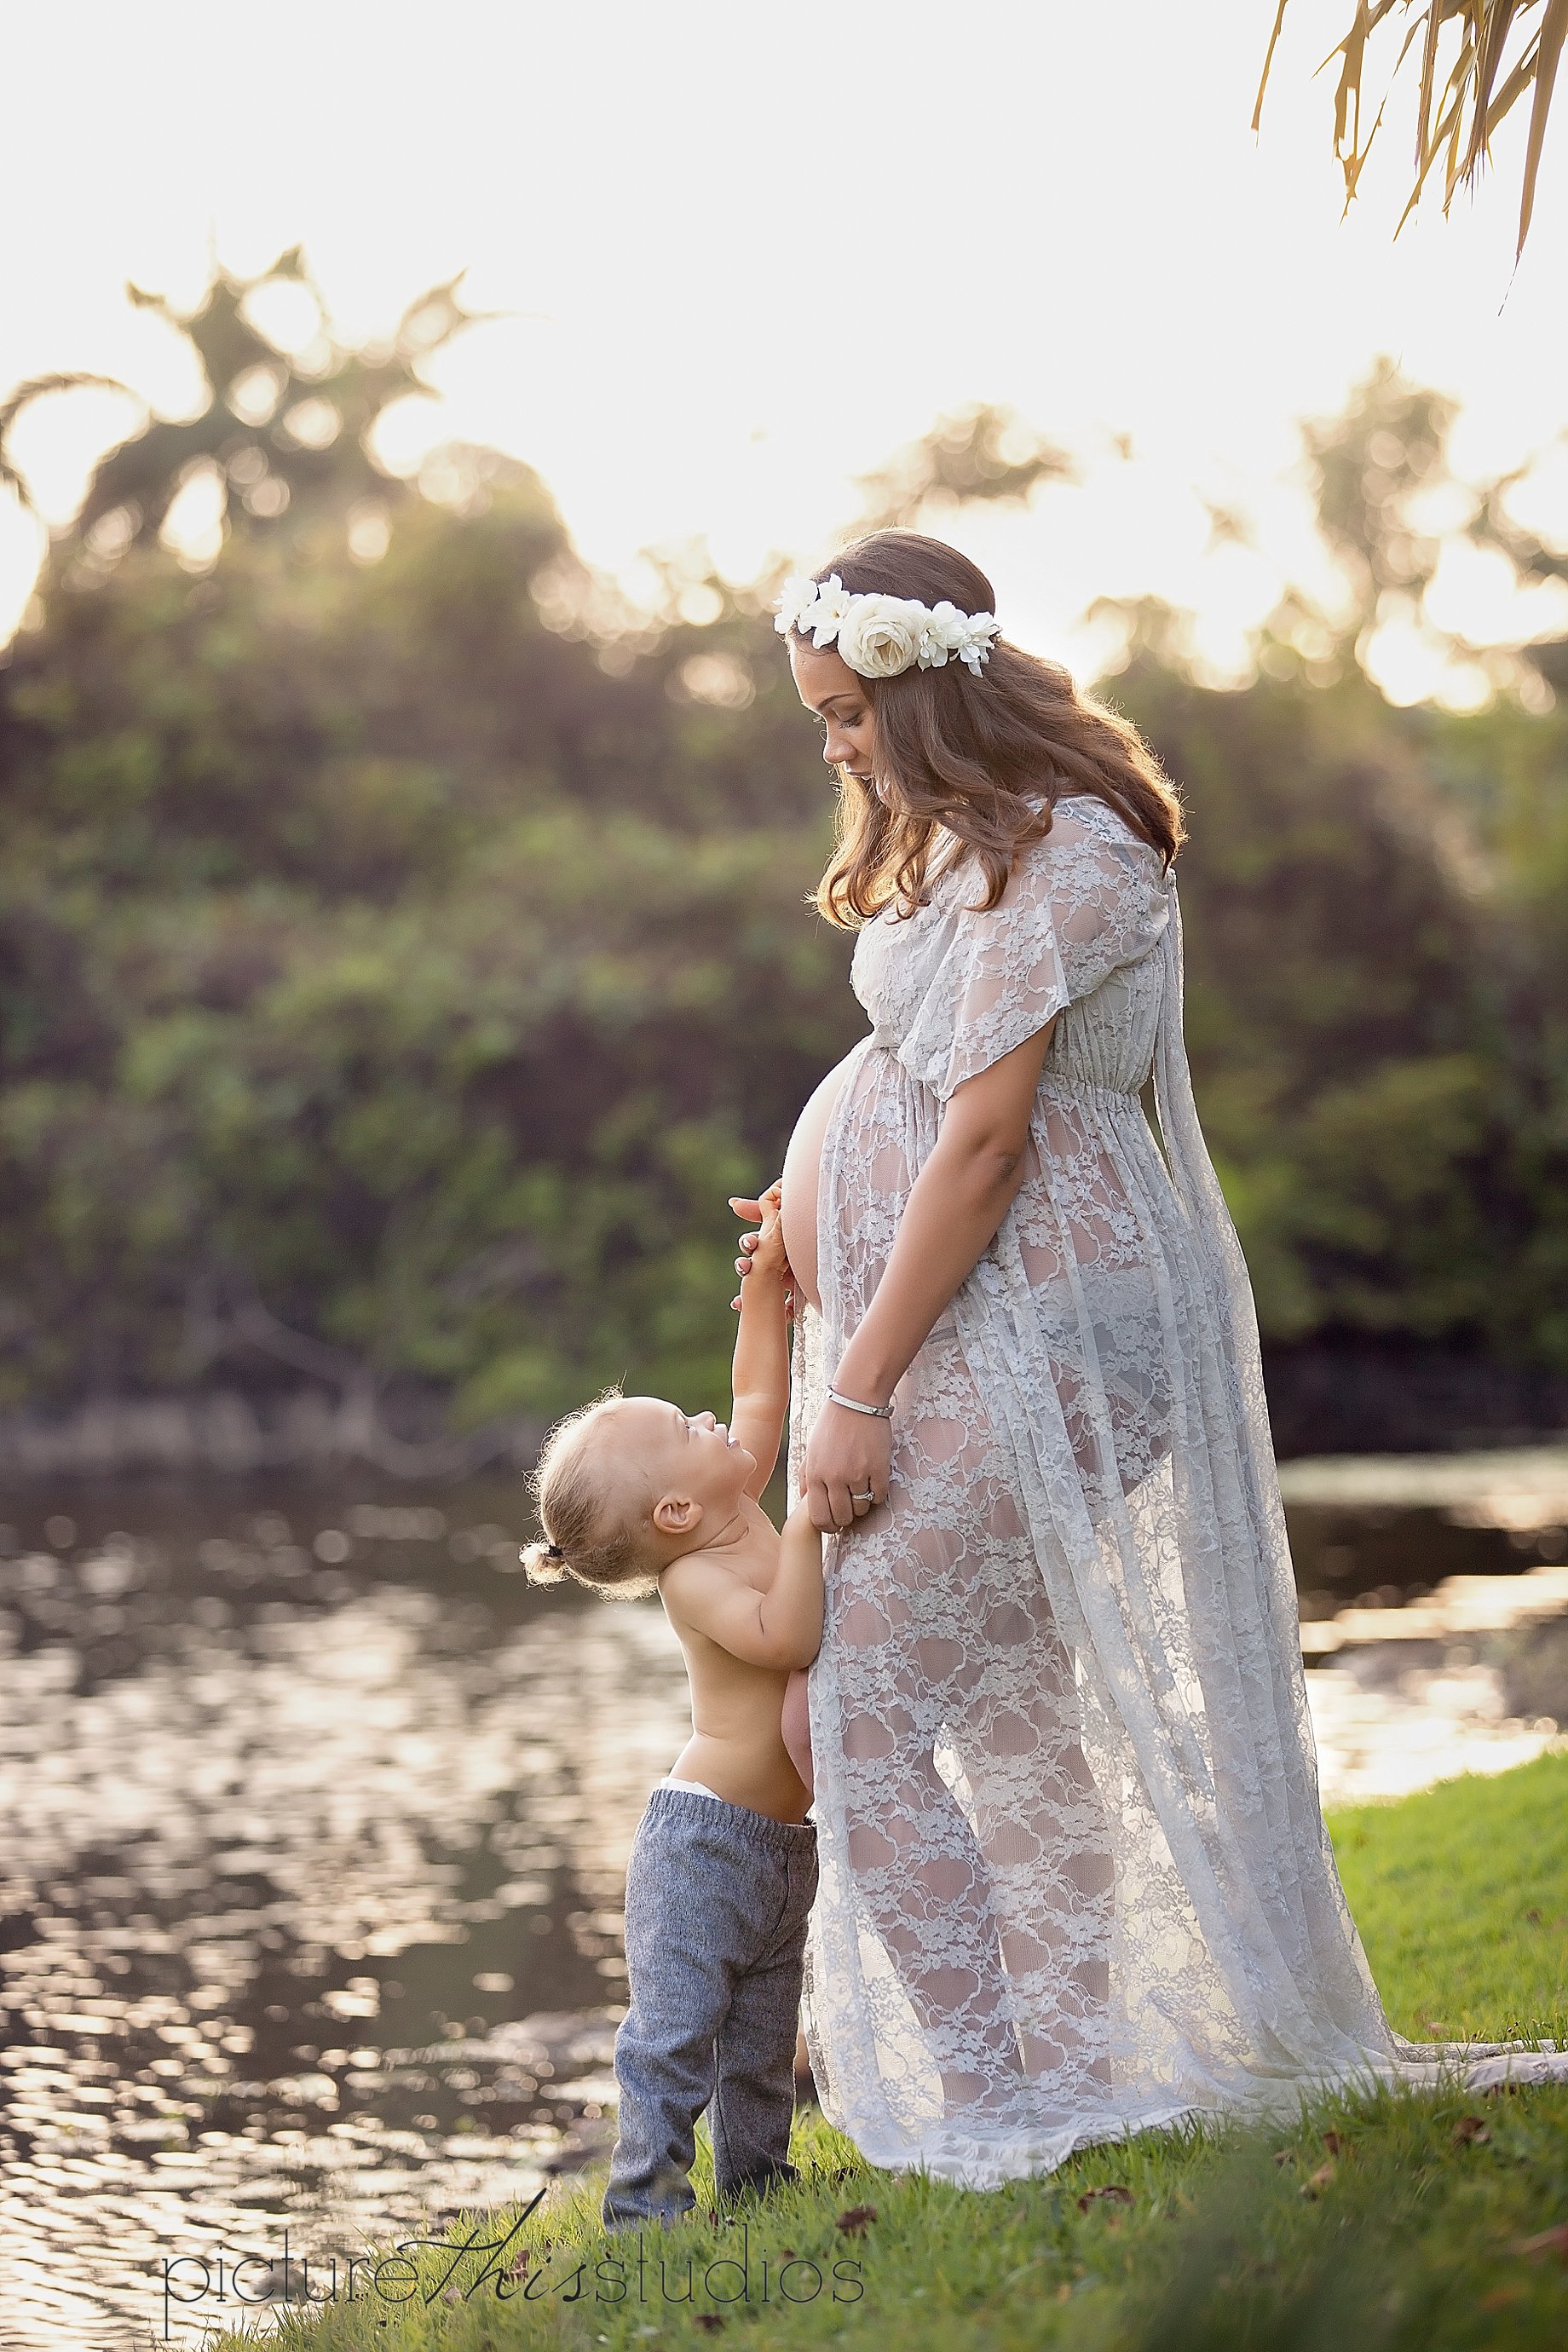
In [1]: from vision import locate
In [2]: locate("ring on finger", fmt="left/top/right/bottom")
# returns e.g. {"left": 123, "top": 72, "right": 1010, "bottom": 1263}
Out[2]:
{"left": 850, "top": 1490, "right": 874, "bottom": 1506}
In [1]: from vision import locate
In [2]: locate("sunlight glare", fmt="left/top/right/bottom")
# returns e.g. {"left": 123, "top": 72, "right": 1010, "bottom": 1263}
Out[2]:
{"left": 159, "top": 459, "right": 227, "bottom": 569}
{"left": 0, "top": 0, "right": 1563, "bottom": 677}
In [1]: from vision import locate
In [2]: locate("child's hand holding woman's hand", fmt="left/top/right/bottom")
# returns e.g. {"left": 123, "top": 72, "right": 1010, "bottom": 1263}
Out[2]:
{"left": 728, "top": 1183, "right": 795, "bottom": 1314}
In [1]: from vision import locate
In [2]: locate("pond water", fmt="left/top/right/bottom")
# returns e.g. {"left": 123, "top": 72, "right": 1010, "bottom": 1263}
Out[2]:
{"left": 1, "top": 1459, "right": 1565, "bottom": 2350}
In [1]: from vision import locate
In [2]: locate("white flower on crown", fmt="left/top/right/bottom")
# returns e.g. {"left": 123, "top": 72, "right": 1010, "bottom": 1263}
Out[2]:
{"left": 915, "top": 600, "right": 970, "bottom": 668}
{"left": 773, "top": 575, "right": 817, "bottom": 637}
{"left": 803, "top": 574, "right": 855, "bottom": 649}
{"left": 775, "top": 572, "right": 1000, "bottom": 679}
{"left": 955, "top": 612, "right": 1001, "bottom": 672}
{"left": 774, "top": 572, "right": 849, "bottom": 647}
{"left": 837, "top": 593, "right": 928, "bottom": 678}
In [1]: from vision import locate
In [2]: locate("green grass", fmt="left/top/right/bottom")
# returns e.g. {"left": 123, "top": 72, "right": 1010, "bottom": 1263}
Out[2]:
{"left": 1329, "top": 1752, "right": 1568, "bottom": 2043}
{"left": 211, "top": 1757, "right": 1568, "bottom": 2352}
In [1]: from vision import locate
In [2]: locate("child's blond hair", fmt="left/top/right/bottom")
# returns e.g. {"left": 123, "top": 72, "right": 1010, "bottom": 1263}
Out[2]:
{"left": 521, "top": 1387, "right": 660, "bottom": 1598}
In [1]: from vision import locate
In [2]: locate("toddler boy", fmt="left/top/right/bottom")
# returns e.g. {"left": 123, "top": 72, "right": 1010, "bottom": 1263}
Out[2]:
{"left": 523, "top": 1187, "right": 822, "bottom": 2225}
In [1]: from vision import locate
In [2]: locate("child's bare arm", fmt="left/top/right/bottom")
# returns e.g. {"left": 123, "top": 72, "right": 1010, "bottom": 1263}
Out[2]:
{"left": 729, "top": 1183, "right": 791, "bottom": 1501}
{"left": 660, "top": 1501, "right": 823, "bottom": 1671}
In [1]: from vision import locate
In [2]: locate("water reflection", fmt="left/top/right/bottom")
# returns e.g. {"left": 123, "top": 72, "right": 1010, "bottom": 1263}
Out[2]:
{"left": 1283, "top": 1449, "right": 1568, "bottom": 1801}
{"left": 0, "top": 1484, "right": 689, "bottom": 2351}
{"left": 1303, "top": 1566, "right": 1568, "bottom": 1801}
{"left": 1281, "top": 1445, "right": 1568, "bottom": 1617}
{"left": 1307, "top": 1640, "right": 1566, "bottom": 1804}
{"left": 0, "top": 1461, "right": 1565, "bottom": 2349}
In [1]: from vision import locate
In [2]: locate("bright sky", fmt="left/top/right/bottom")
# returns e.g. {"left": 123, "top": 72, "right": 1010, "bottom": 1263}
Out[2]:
{"left": 3, "top": 0, "right": 1566, "bottom": 700}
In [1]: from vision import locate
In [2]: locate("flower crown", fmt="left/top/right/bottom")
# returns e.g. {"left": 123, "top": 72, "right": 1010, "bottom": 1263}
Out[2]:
{"left": 775, "top": 573, "right": 1000, "bottom": 679}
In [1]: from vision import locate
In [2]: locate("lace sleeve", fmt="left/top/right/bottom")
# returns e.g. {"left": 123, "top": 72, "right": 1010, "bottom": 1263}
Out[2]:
{"left": 895, "top": 800, "right": 1169, "bottom": 1101}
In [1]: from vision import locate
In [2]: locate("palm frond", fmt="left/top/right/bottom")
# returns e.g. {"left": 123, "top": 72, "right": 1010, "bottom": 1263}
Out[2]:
{"left": 1256, "top": 0, "right": 1563, "bottom": 257}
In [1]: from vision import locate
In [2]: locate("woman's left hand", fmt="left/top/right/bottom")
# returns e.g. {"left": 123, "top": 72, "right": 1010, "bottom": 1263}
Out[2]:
{"left": 804, "top": 1402, "right": 891, "bottom": 1535}
{"left": 729, "top": 1187, "right": 796, "bottom": 1315}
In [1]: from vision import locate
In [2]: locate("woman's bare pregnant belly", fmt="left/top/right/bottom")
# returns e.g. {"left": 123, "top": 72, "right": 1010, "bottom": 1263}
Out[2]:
{"left": 780, "top": 1046, "right": 862, "bottom": 1315}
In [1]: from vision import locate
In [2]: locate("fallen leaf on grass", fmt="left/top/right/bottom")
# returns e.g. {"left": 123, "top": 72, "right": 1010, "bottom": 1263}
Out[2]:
{"left": 837, "top": 2205, "right": 879, "bottom": 2236}
{"left": 695, "top": 2316, "right": 725, "bottom": 2334}
{"left": 1510, "top": 2221, "right": 1568, "bottom": 2262}
{"left": 1451, "top": 2115, "right": 1491, "bottom": 2147}
{"left": 1300, "top": 2160, "right": 1337, "bottom": 2199}
{"left": 1272, "top": 2148, "right": 1295, "bottom": 2167}
{"left": 1076, "top": 2184, "right": 1134, "bottom": 2212}
{"left": 1320, "top": 2130, "right": 1350, "bottom": 2158}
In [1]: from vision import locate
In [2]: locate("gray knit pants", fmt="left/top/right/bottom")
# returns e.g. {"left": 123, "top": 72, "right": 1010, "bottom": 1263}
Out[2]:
{"left": 602, "top": 1784, "right": 818, "bottom": 2228}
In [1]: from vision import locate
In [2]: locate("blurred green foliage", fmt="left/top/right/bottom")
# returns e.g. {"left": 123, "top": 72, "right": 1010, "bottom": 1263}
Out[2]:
{"left": 1, "top": 260, "right": 1565, "bottom": 1445}
{"left": 1102, "top": 358, "right": 1568, "bottom": 1381}
{"left": 1113, "top": 649, "right": 1567, "bottom": 1362}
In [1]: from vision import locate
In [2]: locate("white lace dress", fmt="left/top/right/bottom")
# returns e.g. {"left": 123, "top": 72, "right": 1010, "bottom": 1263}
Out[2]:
{"left": 787, "top": 792, "right": 1565, "bottom": 2188}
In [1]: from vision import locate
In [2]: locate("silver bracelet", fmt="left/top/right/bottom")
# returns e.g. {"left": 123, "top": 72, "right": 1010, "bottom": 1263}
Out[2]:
{"left": 826, "top": 1386, "right": 894, "bottom": 1420}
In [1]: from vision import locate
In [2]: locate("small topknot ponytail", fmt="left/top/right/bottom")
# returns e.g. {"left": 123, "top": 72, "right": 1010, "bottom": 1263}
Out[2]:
{"left": 523, "top": 1386, "right": 660, "bottom": 1600}
{"left": 521, "top": 1538, "right": 569, "bottom": 1583}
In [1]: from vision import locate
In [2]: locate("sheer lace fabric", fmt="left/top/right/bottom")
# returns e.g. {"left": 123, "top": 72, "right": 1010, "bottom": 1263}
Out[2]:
{"left": 787, "top": 793, "right": 1566, "bottom": 2188}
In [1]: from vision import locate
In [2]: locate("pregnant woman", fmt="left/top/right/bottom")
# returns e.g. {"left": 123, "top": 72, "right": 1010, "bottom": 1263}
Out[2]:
{"left": 744, "top": 528, "right": 1564, "bottom": 2188}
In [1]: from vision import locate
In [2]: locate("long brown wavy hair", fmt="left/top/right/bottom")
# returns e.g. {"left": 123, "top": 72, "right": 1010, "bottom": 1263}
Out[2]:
{"left": 787, "top": 530, "right": 1184, "bottom": 925}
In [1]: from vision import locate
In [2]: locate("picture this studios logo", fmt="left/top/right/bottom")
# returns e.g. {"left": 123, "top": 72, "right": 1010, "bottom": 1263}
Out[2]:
{"left": 161, "top": 2199, "right": 864, "bottom": 2333}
